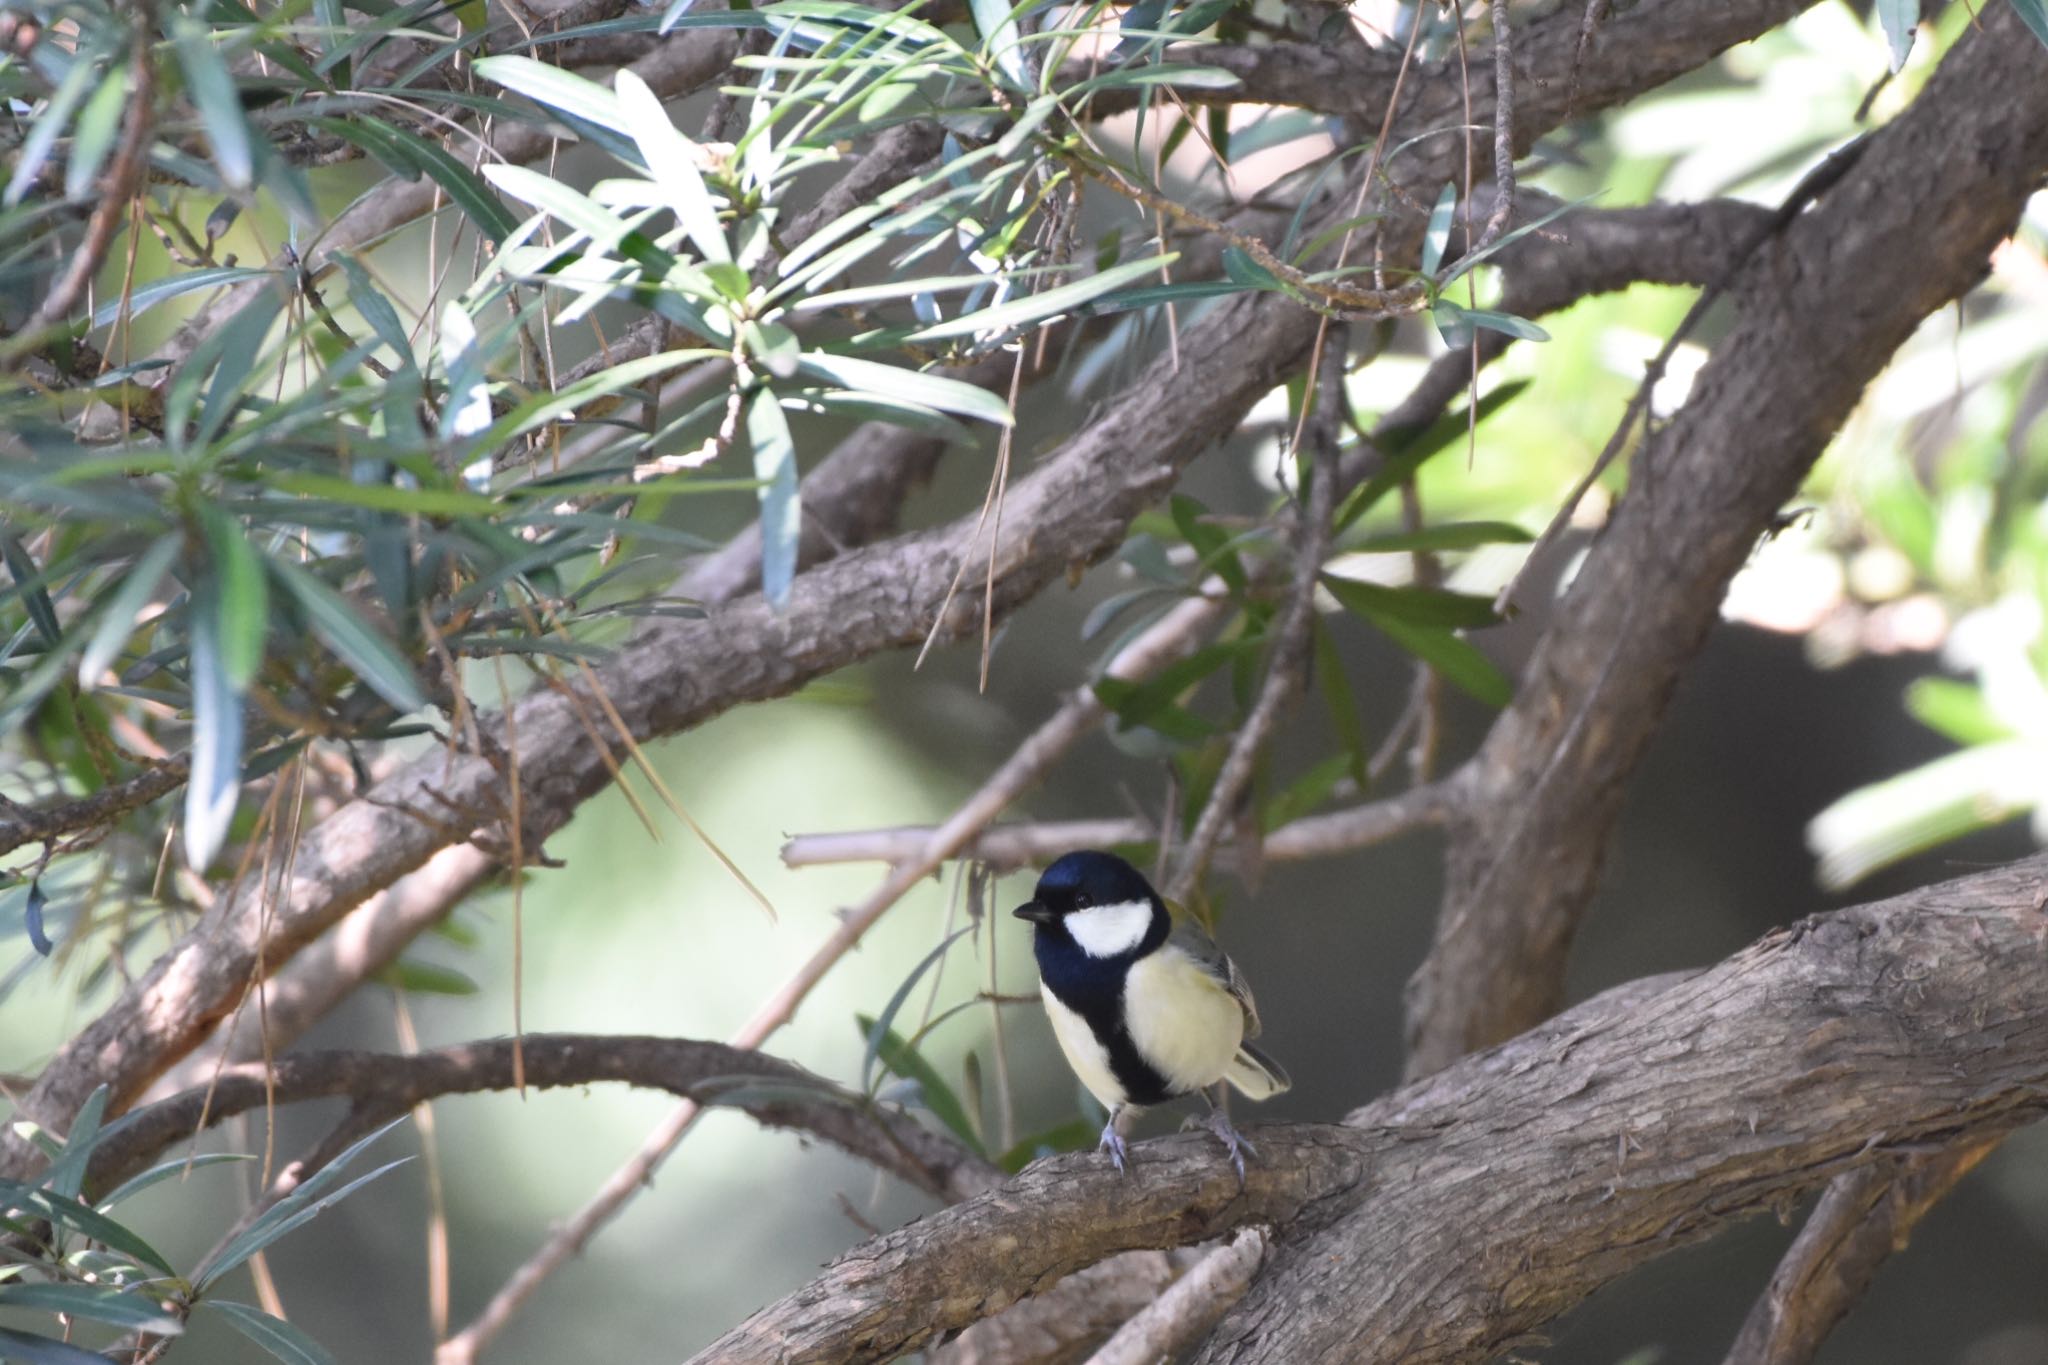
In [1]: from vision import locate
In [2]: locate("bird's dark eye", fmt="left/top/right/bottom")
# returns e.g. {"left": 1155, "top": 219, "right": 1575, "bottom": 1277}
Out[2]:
{"left": 1074, "top": 894, "right": 1092, "bottom": 909}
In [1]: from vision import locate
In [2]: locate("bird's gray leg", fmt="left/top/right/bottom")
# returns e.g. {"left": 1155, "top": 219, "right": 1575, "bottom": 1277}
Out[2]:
{"left": 1200, "top": 1083, "right": 1255, "bottom": 1183}
{"left": 1098, "top": 1104, "right": 1138, "bottom": 1174}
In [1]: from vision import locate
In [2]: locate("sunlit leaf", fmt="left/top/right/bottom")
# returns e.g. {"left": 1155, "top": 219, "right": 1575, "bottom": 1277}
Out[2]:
{"left": 197, "top": 508, "right": 268, "bottom": 689}
{"left": 793, "top": 352, "right": 1011, "bottom": 426}
{"left": 183, "top": 587, "right": 243, "bottom": 872}
{"left": 746, "top": 390, "right": 801, "bottom": 608}
{"left": 904, "top": 255, "right": 1176, "bottom": 342}
{"left": 1421, "top": 181, "right": 1456, "bottom": 276}
{"left": 615, "top": 70, "right": 732, "bottom": 265}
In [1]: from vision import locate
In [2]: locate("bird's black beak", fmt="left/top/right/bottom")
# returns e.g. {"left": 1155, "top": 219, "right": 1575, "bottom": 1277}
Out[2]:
{"left": 1013, "top": 900, "right": 1055, "bottom": 925}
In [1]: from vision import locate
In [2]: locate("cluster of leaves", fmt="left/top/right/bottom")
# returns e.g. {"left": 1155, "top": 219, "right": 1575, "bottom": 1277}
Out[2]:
{"left": 0, "top": 1087, "right": 405, "bottom": 1365}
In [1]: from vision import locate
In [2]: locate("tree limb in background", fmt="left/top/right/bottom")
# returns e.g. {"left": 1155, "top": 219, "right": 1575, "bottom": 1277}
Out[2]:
{"left": 1404, "top": 3, "right": 2048, "bottom": 1078}
{"left": 702, "top": 855, "right": 2048, "bottom": 1365}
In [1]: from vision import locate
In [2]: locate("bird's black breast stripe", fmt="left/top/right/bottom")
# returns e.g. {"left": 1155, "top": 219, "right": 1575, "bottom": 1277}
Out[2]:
{"left": 1033, "top": 939, "right": 1177, "bottom": 1107}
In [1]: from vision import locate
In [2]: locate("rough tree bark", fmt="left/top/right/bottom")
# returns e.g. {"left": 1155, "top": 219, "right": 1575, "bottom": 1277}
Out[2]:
{"left": 695, "top": 855, "right": 2048, "bottom": 1364}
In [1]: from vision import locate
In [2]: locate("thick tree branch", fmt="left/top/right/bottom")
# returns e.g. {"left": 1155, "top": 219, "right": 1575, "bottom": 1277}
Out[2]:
{"left": 1404, "top": 4, "right": 2048, "bottom": 1077}
{"left": 699, "top": 855, "right": 2048, "bottom": 1365}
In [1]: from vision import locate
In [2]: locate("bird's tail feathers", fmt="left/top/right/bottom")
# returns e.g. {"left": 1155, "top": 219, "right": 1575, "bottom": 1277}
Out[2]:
{"left": 1225, "top": 1043, "right": 1290, "bottom": 1100}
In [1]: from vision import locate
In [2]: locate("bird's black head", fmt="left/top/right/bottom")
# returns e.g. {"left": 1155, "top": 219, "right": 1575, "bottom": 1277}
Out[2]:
{"left": 1013, "top": 851, "right": 1166, "bottom": 961}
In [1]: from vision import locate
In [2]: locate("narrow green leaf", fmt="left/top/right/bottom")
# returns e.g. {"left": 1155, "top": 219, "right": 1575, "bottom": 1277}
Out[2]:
{"left": 0, "top": 1181, "right": 176, "bottom": 1274}
{"left": 614, "top": 70, "right": 731, "bottom": 265}
{"left": 89, "top": 267, "right": 273, "bottom": 329}
{"left": 382, "top": 958, "right": 480, "bottom": 995}
{"left": 0, "top": 1283, "right": 182, "bottom": 1336}
{"left": 1221, "top": 246, "right": 1285, "bottom": 291}
{"left": 271, "top": 472, "right": 499, "bottom": 517}
{"left": 793, "top": 353, "right": 1010, "bottom": 426}
{"left": 171, "top": 14, "right": 255, "bottom": 186}
{"left": 1263, "top": 750, "right": 1354, "bottom": 831}
{"left": 4, "top": 47, "right": 98, "bottom": 208}
{"left": 968, "top": 0, "right": 1029, "bottom": 88}
{"left": 376, "top": 127, "right": 521, "bottom": 244}
{"left": 1310, "top": 617, "right": 1367, "bottom": 787}
{"left": 1421, "top": 181, "right": 1456, "bottom": 276}
{"left": 860, "top": 926, "right": 973, "bottom": 1095}
{"left": 196, "top": 509, "right": 268, "bottom": 689}
{"left": 333, "top": 256, "right": 413, "bottom": 365}
{"left": 207, "top": 1301, "right": 336, "bottom": 1365}
{"left": 1335, "top": 379, "right": 1531, "bottom": 531}
{"left": 854, "top": 1016, "right": 987, "bottom": 1156}
{"left": 39, "top": 1086, "right": 109, "bottom": 1200}
{"left": 1321, "top": 576, "right": 1497, "bottom": 629}
{"left": 77, "top": 535, "right": 178, "bottom": 687}
{"left": 0, "top": 1325, "right": 124, "bottom": 1364}
{"left": 65, "top": 66, "right": 130, "bottom": 202}
{"left": 96, "top": 1153, "right": 253, "bottom": 1210}
{"left": 904, "top": 255, "right": 1177, "bottom": 342}
{"left": 270, "top": 560, "right": 424, "bottom": 712}
{"left": 183, "top": 588, "right": 243, "bottom": 871}
{"left": 0, "top": 532, "right": 61, "bottom": 646}
{"left": 1345, "top": 521, "right": 1532, "bottom": 553}
{"left": 1877, "top": 0, "right": 1915, "bottom": 68}
{"left": 1358, "top": 612, "right": 1511, "bottom": 707}
{"left": 1905, "top": 678, "right": 2014, "bottom": 746}
{"left": 196, "top": 1120, "right": 412, "bottom": 1289}
{"left": 996, "top": 1119, "right": 1096, "bottom": 1172}
{"left": 746, "top": 390, "right": 801, "bottom": 608}
{"left": 474, "top": 55, "right": 629, "bottom": 134}
{"left": 2011, "top": 0, "right": 2048, "bottom": 47}
{"left": 1092, "top": 640, "right": 1249, "bottom": 729}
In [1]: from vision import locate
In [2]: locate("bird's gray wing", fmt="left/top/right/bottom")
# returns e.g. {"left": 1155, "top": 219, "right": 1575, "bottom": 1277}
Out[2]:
{"left": 1165, "top": 916, "right": 1262, "bottom": 1039}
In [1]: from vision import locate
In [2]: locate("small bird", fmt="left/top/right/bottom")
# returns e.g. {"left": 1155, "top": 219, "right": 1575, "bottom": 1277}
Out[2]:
{"left": 1014, "top": 849, "right": 1289, "bottom": 1177}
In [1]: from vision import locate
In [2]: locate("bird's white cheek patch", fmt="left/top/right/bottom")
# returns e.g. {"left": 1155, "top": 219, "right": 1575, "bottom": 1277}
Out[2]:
{"left": 1065, "top": 900, "right": 1152, "bottom": 958}
{"left": 1042, "top": 986, "right": 1126, "bottom": 1108}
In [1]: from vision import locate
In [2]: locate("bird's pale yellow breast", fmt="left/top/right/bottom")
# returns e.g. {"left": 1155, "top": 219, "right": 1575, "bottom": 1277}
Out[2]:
{"left": 1124, "top": 944, "right": 1244, "bottom": 1094}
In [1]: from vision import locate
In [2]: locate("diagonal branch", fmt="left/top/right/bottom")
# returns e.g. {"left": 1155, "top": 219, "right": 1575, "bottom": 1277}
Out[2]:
{"left": 1403, "top": 2, "right": 2048, "bottom": 1078}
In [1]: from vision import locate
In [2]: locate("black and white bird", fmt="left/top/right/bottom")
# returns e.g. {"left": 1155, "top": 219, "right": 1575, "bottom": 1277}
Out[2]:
{"left": 1013, "top": 849, "right": 1289, "bottom": 1176}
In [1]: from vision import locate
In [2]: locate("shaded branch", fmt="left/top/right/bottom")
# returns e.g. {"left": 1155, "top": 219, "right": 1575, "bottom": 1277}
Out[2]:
{"left": 0, "top": 757, "right": 191, "bottom": 859}
{"left": 699, "top": 855, "right": 2048, "bottom": 1365}
{"left": 102, "top": 1034, "right": 995, "bottom": 1205}
{"left": 1720, "top": 1139, "right": 2000, "bottom": 1365}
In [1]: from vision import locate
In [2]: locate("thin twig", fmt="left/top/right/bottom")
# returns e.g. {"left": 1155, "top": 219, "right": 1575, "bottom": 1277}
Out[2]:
{"left": 1169, "top": 327, "right": 1347, "bottom": 901}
